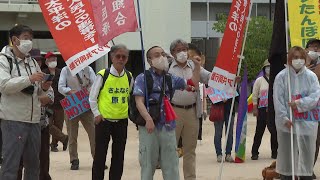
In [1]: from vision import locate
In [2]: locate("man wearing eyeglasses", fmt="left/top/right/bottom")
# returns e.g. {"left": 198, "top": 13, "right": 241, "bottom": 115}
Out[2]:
{"left": 89, "top": 44, "right": 133, "bottom": 180}
{"left": 58, "top": 62, "right": 96, "bottom": 170}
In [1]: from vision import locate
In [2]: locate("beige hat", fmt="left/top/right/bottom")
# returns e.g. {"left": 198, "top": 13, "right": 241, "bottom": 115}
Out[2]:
{"left": 262, "top": 59, "right": 270, "bottom": 69}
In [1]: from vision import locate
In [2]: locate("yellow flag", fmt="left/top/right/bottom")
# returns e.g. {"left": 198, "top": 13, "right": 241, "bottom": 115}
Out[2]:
{"left": 288, "top": 0, "right": 320, "bottom": 47}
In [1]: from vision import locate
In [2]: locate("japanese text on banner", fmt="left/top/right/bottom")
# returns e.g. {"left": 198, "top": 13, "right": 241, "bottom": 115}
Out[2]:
{"left": 91, "top": 0, "right": 138, "bottom": 46}
{"left": 39, "top": 0, "right": 110, "bottom": 76}
{"left": 288, "top": 0, "right": 320, "bottom": 47}
{"left": 208, "top": 0, "right": 251, "bottom": 93}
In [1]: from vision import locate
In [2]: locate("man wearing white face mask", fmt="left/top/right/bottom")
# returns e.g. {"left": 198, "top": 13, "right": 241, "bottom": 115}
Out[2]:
{"left": 251, "top": 60, "right": 278, "bottom": 160}
{"left": 305, "top": 39, "right": 320, "bottom": 73}
{"left": 43, "top": 52, "right": 68, "bottom": 153}
{"left": 274, "top": 46, "right": 320, "bottom": 180}
{"left": 0, "top": 25, "right": 53, "bottom": 180}
{"left": 134, "top": 46, "right": 201, "bottom": 180}
{"left": 168, "top": 39, "right": 211, "bottom": 180}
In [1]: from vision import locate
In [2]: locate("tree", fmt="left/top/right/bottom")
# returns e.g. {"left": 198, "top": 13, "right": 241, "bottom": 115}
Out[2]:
{"left": 213, "top": 14, "right": 273, "bottom": 82}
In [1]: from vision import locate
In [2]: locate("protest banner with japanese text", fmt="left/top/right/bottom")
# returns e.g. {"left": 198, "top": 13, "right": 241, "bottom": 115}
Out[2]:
{"left": 60, "top": 88, "right": 90, "bottom": 120}
{"left": 288, "top": 0, "right": 320, "bottom": 47}
{"left": 39, "top": 0, "right": 110, "bottom": 76}
{"left": 208, "top": 0, "right": 251, "bottom": 93}
{"left": 90, "top": 0, "right": 138, "bottom": 46}
{"left": 206, "top": 87, "right": 239, "bottom": 104}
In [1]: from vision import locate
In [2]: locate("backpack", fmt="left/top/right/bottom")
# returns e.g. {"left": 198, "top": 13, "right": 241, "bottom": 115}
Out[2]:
{"left": 128, "top": 70, "right": 173, "bottom": 126}
{"left": 0, "top": 54, "right": 14, "bottom": 98}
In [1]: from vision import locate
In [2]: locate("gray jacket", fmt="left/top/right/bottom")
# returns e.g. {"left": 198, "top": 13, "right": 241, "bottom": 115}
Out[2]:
{"left": 0, "top": 46, "right": 53, "bottom": 123}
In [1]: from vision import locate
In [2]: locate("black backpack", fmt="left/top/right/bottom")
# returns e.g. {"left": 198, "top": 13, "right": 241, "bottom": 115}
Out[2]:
{"left": 128, "top": 70, "right": 173, "bottom": 126}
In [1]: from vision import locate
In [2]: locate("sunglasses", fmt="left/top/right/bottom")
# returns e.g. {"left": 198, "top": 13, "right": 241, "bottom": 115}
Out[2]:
{"left": 115, "top": 54, "right": 128, "bottom": 59}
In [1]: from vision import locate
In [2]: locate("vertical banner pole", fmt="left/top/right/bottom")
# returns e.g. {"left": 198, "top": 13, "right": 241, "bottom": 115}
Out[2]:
{"left": 136, "top": 0, "right": 149, "bottom": 110}
{"left": 217, "top": 1, "right": 253, "bottom": 179}
{"left": 284, "top": 0, "right": 294, "bottom": 179}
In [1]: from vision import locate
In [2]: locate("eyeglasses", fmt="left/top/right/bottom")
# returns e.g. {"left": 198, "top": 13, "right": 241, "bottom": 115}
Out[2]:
{"left": 115, "top": 54, "right": 128, "bottom": 59}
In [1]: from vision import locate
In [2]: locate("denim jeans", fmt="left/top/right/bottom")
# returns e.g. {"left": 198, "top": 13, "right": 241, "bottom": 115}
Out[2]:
{"left": 214, "top": 108, "right": 235, "bottom": 156}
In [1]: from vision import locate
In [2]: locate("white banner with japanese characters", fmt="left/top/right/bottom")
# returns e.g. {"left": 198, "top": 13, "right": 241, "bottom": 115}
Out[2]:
{"left": 39, "top": 0, "right": 110, "bottom": 76}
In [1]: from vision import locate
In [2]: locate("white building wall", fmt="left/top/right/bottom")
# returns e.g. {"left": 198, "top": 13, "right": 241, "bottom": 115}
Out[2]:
{"left": 0, "top": 0, "right": 191, "bottom": 70}
{"left": 113, "top": 0, "right": 191, "bottom": 52}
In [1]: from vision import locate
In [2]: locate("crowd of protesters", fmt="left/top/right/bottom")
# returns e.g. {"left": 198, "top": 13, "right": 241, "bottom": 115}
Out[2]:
{"left": 1, "top": 24, "right": 320, "bottom": 180}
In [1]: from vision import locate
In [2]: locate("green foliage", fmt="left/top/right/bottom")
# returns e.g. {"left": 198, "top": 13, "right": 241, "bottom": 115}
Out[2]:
{"left": 213, "top": 14, "right": 273, "bottom": 82}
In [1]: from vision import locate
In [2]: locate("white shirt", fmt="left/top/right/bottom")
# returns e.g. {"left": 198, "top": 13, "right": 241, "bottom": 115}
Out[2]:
{"left": 168, "top": 60, "right": 210, "bottom": 105}
{"left": 89, "top": 65, "right": 134, "bottom": 118}
{"left": 58, "top": 66, "right": 96, "bottom": 96}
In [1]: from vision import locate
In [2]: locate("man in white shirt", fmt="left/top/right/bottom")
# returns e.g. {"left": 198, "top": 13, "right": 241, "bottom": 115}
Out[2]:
{"left": 58, "top": 65, "right": 96, "bottom": 170}
{"left": 90, "top": 44, "right": 134, "bottom": 180}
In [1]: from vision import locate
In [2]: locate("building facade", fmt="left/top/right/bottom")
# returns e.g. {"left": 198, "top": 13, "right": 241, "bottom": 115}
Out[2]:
{"left": 0, "top": 0, "right": 275, "bottom": 73}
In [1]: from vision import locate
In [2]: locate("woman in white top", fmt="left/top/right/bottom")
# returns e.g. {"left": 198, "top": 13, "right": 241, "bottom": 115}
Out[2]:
{"left": 251, "top": 60, "right": 278, "bottom": 160}
{"left": 274, "top": 46, "right": 320, "bottom": 180}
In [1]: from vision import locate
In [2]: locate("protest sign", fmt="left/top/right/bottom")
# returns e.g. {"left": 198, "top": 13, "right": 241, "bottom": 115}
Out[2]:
{"left": 206, "top": 87, "right": 239, "bottom": 104}
{"left": 208, "top": 0, "right": 251, "bottom": 93}
{"left": 60, "top": 88, "right": 90, "bottom": 120}
{"left": 39, "top": 0, "right": 110, "bottom": 76}
{"left": 90, "top": 0, "right": 138, "bottom": 46}
{"left": 288, "top": 0, "right": 320, "bottom": 47}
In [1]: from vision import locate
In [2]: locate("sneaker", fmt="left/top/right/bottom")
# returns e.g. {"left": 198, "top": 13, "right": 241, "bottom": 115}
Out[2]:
{"left": 63, "top": 136, "right": 69, "bottom": 151}
{"left": 156, "top": 163, "right": 161, "bottom": 169}
{"left": 177, "top": 148, "right": 183, "bottom": 158}
{"left": 71, "top": 159, "right": 79, "bottom": 170}
{"left": 271, "top": 152, "right": 277, "bottom": 159}
{"left": 217, "top": 155, "right": 222, "bottom": 163}
{"left": 251, "top": 154, "right": 259, "bottom": 160}
{"left": 225, "top": 154, "right": 234, "bottom": 163}
{"left": 51, "top": 145, "right": 59, "bottom": 152}
{"left": 313, "top": 172, "right": 316, "bottom": 179}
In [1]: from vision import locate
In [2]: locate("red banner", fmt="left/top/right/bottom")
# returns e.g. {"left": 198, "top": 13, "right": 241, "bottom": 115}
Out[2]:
{"left": 39, "top": 0, "right": 110, "bottom": 76}
{"left": 91, "top": 0, "right": 138, "bottom": 46}
{"left": 208, "top": 0, "right": 251, "bottom": 93}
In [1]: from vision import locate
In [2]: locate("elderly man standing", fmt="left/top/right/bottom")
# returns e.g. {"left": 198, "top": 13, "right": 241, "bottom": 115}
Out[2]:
{"left": 134, "top": 45, "right": 201, "bottom": 180}
{"left": 168, "top": 39, "right": 211, "bottom": 180}
{"left": 58, "top": 64, "right": 96, "bottom": 170}
{"left": 90, "top": 45, "right": 134, "bottom": 180}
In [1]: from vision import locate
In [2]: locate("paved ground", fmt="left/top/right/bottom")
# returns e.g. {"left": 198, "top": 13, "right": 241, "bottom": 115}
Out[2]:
{"left": 10, "top": 114, "right": 320, "bottom": 179}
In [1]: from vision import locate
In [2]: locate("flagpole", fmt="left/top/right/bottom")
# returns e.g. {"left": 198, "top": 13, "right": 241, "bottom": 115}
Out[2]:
{"left": 217, "top": 1, "right": 253, "bottom": 180}
{"left": 284, "top": 0, "right": 294, "bottom": 179}
{"left": 136, "top": 0, "right": 149, "bottom": 110}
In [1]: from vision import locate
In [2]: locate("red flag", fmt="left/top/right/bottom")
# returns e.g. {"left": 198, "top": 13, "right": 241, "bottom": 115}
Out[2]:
{"left": 164, "top": 96, "right": 177, "bottom": 123}
{"left": 39, "top": 0, "right": 110, "bottom": 76}
{"left": 208, "top": 0, "right": 251, "bottom": 93}
{"left": 91, "top": 0, "right": 138, "bottom": 46}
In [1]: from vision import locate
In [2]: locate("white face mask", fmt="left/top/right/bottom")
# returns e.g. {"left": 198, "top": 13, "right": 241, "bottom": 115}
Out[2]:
{"left": 176, "top": 51, "right": 188, "bottom": 63}
{"left": 17, "top": 39, "right": 33, "bottom": 55}
{"left": 48, "top": 61, "right": 57, "bottom": 68}
{"left": 152, "top": 56, "right": 169, "bottom": 71}
{"left": 308, "top": 51, "right": 319, "bottom": 60}
{"left": 265, "top": 66, "right": 270, "bottom": 75}
{"left": 292, "top": 59, "right": 305, "bottom": 70}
